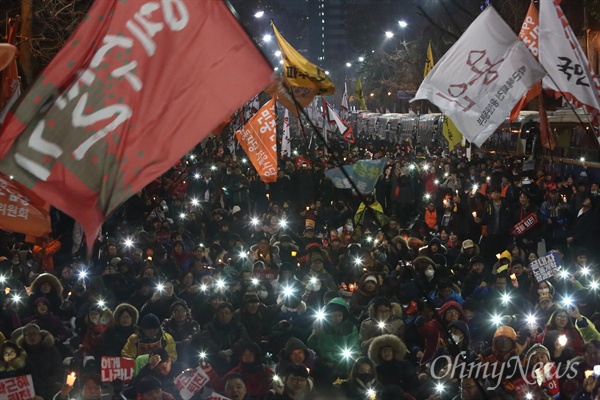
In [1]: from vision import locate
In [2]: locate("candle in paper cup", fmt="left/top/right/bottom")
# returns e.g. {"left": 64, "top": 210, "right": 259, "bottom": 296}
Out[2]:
{"left": 66, "top": 372, "right": 76, "bottom": 386}
{"left": 291, "top": 251, "right": 297, "bottom": 257}
{"left": 472, "top": 211, "right": 477, "bottom": 218}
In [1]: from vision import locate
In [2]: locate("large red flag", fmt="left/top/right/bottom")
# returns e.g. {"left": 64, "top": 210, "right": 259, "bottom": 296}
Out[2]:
{"left": 0, "top": 0, "right": 273, "bottom": 250}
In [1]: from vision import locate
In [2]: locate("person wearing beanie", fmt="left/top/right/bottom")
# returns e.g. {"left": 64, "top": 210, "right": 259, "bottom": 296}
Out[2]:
{"left": 135, "top": 376, "right": 176, "bottom": 400}
{"left": 349, "top": 274, "right": 381, "bottom": 318}
{"left": 307, "top": 297, "right": 359, "bottom": 378}
{"left": 160, "top": 300, "right": 200, "bottom": 367}
{"left": 234, "top": 292, "right": 272, "bottom": 345}
{"left": 275, "top": 337, "right": 318, "bottom": 375}
{"left": 121, "top": 313, "right": 177, "bottom": 362}
{"left": 368, "top": 335, "right": 418, "bottom": 398}
{"left": 270, "top": 364, "right": 312, "bottom": 400}
{"left": 461, "top": 255, "right": 489, "bottom": 299}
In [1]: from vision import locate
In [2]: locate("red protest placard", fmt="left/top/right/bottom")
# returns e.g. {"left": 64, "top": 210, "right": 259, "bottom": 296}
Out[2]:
{"left": 175, "top": 367, "right": 210, "bottom": 400}
{"left": 101, "top": 357, "right": 135, "bottom": 383}
{"left": 0, "top": 375, "right": 35, "bottom": 400}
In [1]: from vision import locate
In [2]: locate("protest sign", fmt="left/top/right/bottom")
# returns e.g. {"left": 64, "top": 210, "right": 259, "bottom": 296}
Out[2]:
{"left": 101, "top": 357, "right": 135, "bottom": 383}
{"left": 529, "top": 251, "right": 560, "bottom": 282}
{"left": 0, "top": 375, "right": 35, "bottom": 400}
{"left": 175, "top": 367, "right": 210, "bottom": 400}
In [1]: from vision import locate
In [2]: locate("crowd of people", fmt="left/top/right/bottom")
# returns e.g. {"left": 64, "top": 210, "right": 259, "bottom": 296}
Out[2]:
{"left": 0, "top": 134, "right": 600, "bottom": 400}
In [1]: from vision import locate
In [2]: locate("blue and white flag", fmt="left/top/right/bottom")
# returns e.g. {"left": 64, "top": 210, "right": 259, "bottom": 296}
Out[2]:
{"left": 325, "top": 157, "right": 388, "bottom": 195}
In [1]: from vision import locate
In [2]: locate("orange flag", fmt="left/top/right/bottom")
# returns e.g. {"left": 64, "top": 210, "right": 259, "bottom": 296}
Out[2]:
{"left": 0, "top": 173, "right": 51, "bottom": 237}
{"left": 510, "top": 2, "right": 542, "bottom": 122}
{"left": 236, "top": 99, "right": 278, "bottom": 183}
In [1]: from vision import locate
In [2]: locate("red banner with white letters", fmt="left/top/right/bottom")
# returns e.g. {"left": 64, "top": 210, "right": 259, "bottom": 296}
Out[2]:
{"left": 0, "top": 0, "right": 273, "bottom": 250}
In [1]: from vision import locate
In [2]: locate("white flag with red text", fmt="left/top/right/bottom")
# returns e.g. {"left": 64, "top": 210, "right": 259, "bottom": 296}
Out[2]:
{"left": 412, "top": 6, "right": 545, "bottom": 147}
{"left": 323, "top": 98, "right": 354, "bottom": 143}
{"left": 282, "top": 107, "right": 291, "bottom": 157}
{"left": 539, "top": 0, "right": 600, "bottom": 134}
{"left": 341, "top": 81, "right": 349, "bottom": 121}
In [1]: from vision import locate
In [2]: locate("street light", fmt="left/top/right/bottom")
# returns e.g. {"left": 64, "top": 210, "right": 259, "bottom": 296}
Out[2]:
{"left": 262, "top": 34, "right": 272, "bottom": 43}
{"left": 358, "top": 56, "right": 364, "bottom": 62}
{"left": 385, "top": 31, "right": 394, "bottom": 38}
{"left": 346, "top": 62, "right": 352, "bottom": 67}
{"left": 398, "top": 20, "right": 408, "bottom": 28}
{"left": 254, "top": 11, "right": 265, "bottom": 18}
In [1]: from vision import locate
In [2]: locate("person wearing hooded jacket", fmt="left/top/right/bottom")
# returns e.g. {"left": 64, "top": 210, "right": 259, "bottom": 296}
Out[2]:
{"left": 206, "top": 340, "right": 274, "bottom": 399}
{"left": 16, "top": 323, "right": 64, "bottom": 399}
{"left": 20, "top": 296, "right": 71, "bottom": 343}
{"left": 337, "top": 357, "right": 382, "bottom": 400}
{"left": 0, "top": 340, "right": 41, "bottom": 396}
{"left": 368, "top": 334, "right": 419, "bottom": 398}
{"left": 105, "top": 303, "right": 138, "bottom": 356}
{"left": 359, "top": 297, "right": 404, "bottom": 354}
{"left": 26, "top": 273, "right": 64, "bottom": 317}
{"left": 349, "top": 274, "right": 381, "bottom": 319}
{"left": 415, "top": 300, "right": 468, "bottom": 366}
{"left": 307, "top": 297, "right": 360, "bottom": 378}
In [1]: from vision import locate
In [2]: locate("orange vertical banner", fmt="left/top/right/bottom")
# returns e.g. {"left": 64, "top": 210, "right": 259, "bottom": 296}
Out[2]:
{"left": 510, "top": 2, "right": 542, "bottom": 121}
{"left": 235, "top": 99, "right": 278, "bottom": 183}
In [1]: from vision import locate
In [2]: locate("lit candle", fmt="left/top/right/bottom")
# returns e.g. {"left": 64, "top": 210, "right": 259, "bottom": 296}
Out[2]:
{"left": 291, "top": 251, "right": 297, "bottom": 257}
{"left": 472, "top": 211, "right": 477, "bottom": 218}
{"left": 66, "top": 372, "right": 76, "bottom": 386}
{"left": 266, "top": 193, "right": 270, "bottom": 200}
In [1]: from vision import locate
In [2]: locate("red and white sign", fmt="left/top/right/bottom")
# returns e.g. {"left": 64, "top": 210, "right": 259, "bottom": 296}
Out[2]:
{"left": 254, "top": 268, "right": 279, "bottom": 283}
{"left": 101, "top": 356, "right": 135, "bottom": 383}
{"left": 175, "top": 367, "right": 210, "bottom": 400}
{"left": 0, "top": 375, "right": 35, "bottom": 400}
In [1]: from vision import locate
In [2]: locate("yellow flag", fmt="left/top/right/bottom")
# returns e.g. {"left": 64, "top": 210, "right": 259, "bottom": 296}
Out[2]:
{"left": 424, "top": 41, "right": 434, "bottom": 78}
{"left": 354, "top": 78, "right": 368, "bottom": 110}
{"left": 272, "top": 23, "right": 335, "bottom": 96}
{"left": 442, "top": 115, "right": 463, "bottom": 151}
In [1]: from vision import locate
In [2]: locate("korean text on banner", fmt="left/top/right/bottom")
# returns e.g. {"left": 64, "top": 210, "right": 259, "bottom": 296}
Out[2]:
{"left": 539, "top": 0, "right": 600, "bottom": 136}
{"left": 529, "top": 251, "right": 560, "bottom": 283}
{"left": 0, "top": 375, "right": 35, "bottom": 399}
{"left": 175, "top": 367, "right": 210, "bottom": 400}
{"left": 236, "top": 99, "right": 278, "bottom": 183}
{"left": 281, "top": 107, "right": 291, "bottom": 157}
{"left": 412, "top": 6, "right": 545, "bottom": 147}
{"left": 273, "top": 23, "right": 334, "bottom": 96}
{"left": 0, "top": 173, "right": 50, "bottom": 237}
{"left": 325, "top": 158, "right": 388, "bottom": 195}
{"left": 101, "top": 357, "right": 135, "bottom": 383}
{"left": 0, "top": 0, "right": 273, "bottom": 252}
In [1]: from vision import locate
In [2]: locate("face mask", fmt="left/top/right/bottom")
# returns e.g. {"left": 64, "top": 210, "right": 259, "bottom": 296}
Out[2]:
{"left": 357, "top": 373, "right": 374, "bottom": 383}
{"left": 258, "top": 290, "right": 268, "bottom": 299}
{"left": 451, "top": 333, "right": 464, "bottom": 344}
{"left": 424, "top": 269, "right": 435, "bottom": 278}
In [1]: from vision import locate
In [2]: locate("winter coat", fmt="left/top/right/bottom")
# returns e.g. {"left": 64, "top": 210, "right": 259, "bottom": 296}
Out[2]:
{"left": 416, "top": 301, "right": 467, "bottom": 364}
{"left": 368, "top": 334, "right": 419, "bottom": 397}
{"left": 105, "top": 303, "right": 139, "bottom": 356}
{"left": 161, "top": 317, "right": 201, "bottom": 343}
{"left": 359, "top": 302, "right": 404, "bottom": 354}
{"left": 26, "top": 273, "right": 63, "bottom": 315}
{"left": 195, "top": 318, "right": 250, "bottom": 365}
{"left": 307, "top": 297, "right": 360, "bottom": 367}
{"left": 121, "top": 328, "right": 177, "bottom": 361}
{"left": 140, "top": 294, "right": 181, "bottom": 322}
{"left": 17, "top": 330, "right": 64, "bottom": 399}
{"left": 270, "top": 300, "right": 314, "bottom": 349}
{"left": 349, "top": 274, "right": 381, "bottom": 318}
{"left": 275, "top": 337, "right": 319, "bottom": 374}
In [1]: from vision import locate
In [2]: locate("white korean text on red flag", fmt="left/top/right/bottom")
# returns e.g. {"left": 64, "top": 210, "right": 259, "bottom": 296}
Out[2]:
{"left": 539, "top": 0, "right": 600, "bottom": 136}
{"left": 0, "top": 0, "right": 273, "bottom": 252}
{"left": 412, "top": 6, "right": 545, "bottom": 147}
